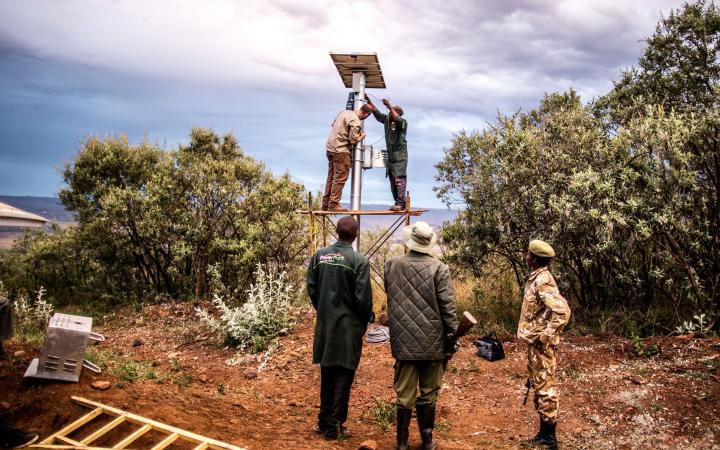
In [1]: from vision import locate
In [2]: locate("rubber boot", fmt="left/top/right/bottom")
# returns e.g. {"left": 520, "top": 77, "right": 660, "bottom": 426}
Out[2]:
{"left": 415, "top": 404, "right": 437, "bottom": 450}
{"left": 396, "top": 406, "right": 412, "bottom": 450}
{"left": 523, "top": 418, "right": 557, "bottom": 449}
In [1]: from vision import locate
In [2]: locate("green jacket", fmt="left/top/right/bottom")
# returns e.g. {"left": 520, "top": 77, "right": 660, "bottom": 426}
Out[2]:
{"left": 307, "top": 241, "right": 374, "bottom": 369}
{"left": 372, "top": 110, "right": 408, "bottom": 177}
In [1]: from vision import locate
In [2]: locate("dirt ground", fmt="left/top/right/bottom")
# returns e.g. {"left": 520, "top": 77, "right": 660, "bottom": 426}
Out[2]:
{"left": 2, "top": 303, "right": 719, "bottom": 450}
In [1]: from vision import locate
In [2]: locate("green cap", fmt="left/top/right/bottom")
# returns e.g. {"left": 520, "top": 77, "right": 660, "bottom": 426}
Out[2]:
{"left": 529, "top": 239, "right": 555, "bottom": 258}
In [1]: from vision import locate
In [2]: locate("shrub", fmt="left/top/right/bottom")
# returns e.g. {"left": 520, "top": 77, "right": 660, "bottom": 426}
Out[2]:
{"left": 12, "top": 287, "right": 54, "bottom": 342}
{"left": 197, "top": 264, "right": 294, "bottom": 352}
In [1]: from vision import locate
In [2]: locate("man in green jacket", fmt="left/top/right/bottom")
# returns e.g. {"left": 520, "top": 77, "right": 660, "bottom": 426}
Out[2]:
{"left": 307, "top": 216, "right": 374, "bottom": 440}
{"left": 366, "top": 96, "right": 408, "bottom": 211}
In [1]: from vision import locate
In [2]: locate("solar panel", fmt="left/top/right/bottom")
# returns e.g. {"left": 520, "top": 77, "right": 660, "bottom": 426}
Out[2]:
{"left": 330, "top": 52, "right": 386, "bottom": 89}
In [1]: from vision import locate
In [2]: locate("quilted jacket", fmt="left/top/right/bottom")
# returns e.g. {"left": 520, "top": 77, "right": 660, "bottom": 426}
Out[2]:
{"left": 384, "top": 251, "right": 459, "bottom": 360}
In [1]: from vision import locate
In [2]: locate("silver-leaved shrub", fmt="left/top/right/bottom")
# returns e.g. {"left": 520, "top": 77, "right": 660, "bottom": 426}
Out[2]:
{"left": 197, "top": 264, "right": 293, "bottom": 352}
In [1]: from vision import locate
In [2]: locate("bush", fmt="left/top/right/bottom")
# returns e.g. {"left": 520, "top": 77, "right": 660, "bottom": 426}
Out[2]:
{"left": 197, "top": 264, "right": 294, "bottom": 352}
{"left": 12, "top": 287, "right": 54, "bottom": 342}
{"left": 1, "top": 128, "right": 308, "bottom": 305}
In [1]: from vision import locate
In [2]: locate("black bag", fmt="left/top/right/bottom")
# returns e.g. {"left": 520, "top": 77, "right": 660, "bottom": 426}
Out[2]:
{"left": 474, "top": 332, "right": 505, "bottom": 361}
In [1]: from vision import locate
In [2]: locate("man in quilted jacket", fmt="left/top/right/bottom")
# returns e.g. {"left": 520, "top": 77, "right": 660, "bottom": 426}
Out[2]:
{"left": 307, "top": 216, "right": 374, "bottom": 440}
{"left": 517, "top": 240, "right": 571, "bottom": 450}
{"left": 384, "top": 222, "right": 458, "bottom": 450}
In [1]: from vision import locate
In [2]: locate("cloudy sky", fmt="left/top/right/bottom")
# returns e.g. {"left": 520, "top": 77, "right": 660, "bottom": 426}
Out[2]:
{"left": 0, "top": 0, "right": 684, "bottom": 208}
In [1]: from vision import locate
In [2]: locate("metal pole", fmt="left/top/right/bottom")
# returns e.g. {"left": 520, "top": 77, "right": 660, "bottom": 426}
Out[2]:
{"left": 350, "top": 72, "right": 366, "bottom": 251}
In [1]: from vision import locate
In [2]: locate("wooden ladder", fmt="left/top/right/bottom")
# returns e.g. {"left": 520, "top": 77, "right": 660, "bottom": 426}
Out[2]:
{"left": 31, "top": 396, "right": 246, "bottom": 450}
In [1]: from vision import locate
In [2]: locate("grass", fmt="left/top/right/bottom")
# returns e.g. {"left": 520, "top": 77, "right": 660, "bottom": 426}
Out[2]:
{"left": 364, "top": 398, "right": 396, "bottom": 431}
{"left": 453, "top": 264, "right": 520, "bottom": 337}
{"left": 85, "top": 346, "right": 187, "bottom": 386}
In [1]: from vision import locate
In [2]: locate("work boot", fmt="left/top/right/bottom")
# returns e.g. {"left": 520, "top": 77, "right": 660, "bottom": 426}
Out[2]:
{"left": 328, "top": 206, "right": 349, "bottom": 213}
{"left": 396, "top": 406, "right": 412, "bottom": 450}
{"left": 522, "top": 418, "right": 557, "bottom": 449}
{"left": 389, "top": 204, "right": 404, "bottom": 212}
{"left": 415, "top": 404, "right": 437, "bottom": 450}
{"left": 323, "top": 423, "right": 350, "bottom": 440}
{"left": 0, "top": 422, "right": 39, "bottom": 449}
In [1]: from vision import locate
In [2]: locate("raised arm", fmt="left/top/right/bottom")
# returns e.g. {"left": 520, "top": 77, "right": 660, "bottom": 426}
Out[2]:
{"left": 365, "top": 95, "right": 387, "bottom": 124}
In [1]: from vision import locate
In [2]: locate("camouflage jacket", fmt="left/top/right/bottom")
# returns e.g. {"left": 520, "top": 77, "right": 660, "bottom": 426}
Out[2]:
{"left": 517, "top": 267, "right": 571, "bottom": 346}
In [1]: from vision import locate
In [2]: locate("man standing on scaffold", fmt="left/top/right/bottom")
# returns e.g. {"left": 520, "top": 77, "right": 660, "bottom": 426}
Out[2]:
{"left": 366, "top": 95, "right": 408, "bottom": 211}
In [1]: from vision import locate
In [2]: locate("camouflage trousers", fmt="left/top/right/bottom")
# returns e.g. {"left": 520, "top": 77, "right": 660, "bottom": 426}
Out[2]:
{"left": 527, "top": 343, "right": 559, "bottom": 424}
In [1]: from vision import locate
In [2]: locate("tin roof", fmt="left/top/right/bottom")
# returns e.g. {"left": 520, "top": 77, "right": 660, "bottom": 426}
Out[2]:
{"left": 0, "top": 201, "right": 48, "bottom": 227}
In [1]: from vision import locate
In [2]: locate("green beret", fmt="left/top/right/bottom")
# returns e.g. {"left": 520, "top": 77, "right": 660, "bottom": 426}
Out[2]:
{"left": 529, "top": 239, "right": 555, "bottom": 258}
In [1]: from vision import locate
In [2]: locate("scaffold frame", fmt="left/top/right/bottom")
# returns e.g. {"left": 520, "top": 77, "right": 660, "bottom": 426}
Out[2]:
{"left": 297, "top": 192, "right": 427, "bottom": 287}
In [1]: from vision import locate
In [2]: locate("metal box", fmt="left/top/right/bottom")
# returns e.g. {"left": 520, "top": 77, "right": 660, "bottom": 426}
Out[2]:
{"left": 362, "top": 145, "right": 387, "bottom": 169}
{"left": 24, "top": 313, "right": 102, "bottom": 382}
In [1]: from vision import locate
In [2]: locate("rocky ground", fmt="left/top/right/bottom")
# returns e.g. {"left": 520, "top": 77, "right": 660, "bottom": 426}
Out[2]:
{"left": 1, "top": 303, "right": 719, "bottom": 449}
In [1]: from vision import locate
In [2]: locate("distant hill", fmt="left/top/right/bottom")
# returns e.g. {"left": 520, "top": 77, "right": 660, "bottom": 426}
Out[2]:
{"left": 0, "top": 196, "right": 76, "bottom": 223}
{"left": 0, "top": 196, "right": 459, "bottom": 228}
{"left": 348, "top": 203, "right": 458, "bottom": 230}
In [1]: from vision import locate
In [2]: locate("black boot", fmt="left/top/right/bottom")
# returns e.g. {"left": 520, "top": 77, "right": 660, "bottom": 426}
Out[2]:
{"left": 0, "top": 420, "right": 39, "bottom": 449}
{"left": 396, "top": 406, "right": 412, "bottom": 450}
{"left": 415, "top": 404, "right": 437, "bottom": 450}
{"left": 523, "top": 418, "right": 557, "bottom": 449}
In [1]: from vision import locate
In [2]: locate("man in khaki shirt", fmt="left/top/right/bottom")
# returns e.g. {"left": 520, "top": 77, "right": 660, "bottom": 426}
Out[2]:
{"left": 322, "top": 105, "right": 372, "bottom": 212}
{"left": 517, "top": 240, "right": 570, "bottom": 450}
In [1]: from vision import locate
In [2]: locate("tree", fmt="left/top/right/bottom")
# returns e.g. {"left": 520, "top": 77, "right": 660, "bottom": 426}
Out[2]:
{"left": 53, "top": 128, "right": 307, "bottom": 302}
{"left": 436, "top": 92, "right": 719, "bottom": 333}
{"left": 597, "top": 0, "right": 720, "bottom": 123}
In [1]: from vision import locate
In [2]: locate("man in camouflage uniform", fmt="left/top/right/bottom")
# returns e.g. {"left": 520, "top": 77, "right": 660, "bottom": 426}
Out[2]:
{"left": 517, "top": 240, "right": 571, "bottom": 450}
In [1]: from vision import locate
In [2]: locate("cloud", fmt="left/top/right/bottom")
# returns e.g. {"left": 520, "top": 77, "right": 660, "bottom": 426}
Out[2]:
{"left": 0, "top": 0, "right": 688, "bottom": 206}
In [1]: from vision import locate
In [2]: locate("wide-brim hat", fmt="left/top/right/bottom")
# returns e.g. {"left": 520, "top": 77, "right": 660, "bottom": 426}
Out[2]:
{"left": 403, "top": 221, "right": 436, "bottom": 254}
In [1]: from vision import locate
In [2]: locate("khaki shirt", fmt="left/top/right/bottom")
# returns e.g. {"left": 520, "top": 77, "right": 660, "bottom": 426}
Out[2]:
{"left": 326, "top": 110, "right": 363, "bottom": 154}
{"left": 517, "top": 267, "right": 571, "bottom": 346}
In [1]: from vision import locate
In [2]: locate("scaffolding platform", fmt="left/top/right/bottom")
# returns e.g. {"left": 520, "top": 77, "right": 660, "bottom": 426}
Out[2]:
{"left": 296, "top": 209, "right": 428, "bottom": 216}
{"left": 298, "top": 193, "right": 426, "bottom": 288}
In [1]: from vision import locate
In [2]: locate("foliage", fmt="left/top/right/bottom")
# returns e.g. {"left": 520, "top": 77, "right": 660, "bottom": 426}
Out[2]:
{"left": 197, "top": 264, "right": 294, "bottom": 352}
{"left": 0, "top": 225, "right": 109, "bottom": 306}
{"left": 675, "top": 312, "right": 715, "bottom": 334}
{"left": 437, "top": 91, "right": 720, "bottom": 333}
{"left": 368, "top": 398, "right": 396, "bottom": 431}
{"left": 12, "top": 287, "right": 54, "bottom": 342}
{"left": 597, "top": 0, "right": 720, "bottom": 123}
{"left": 630, "top": 333, "right": 660, "bottom": 358}
{"left": 2, "top": 129, "right": 308, "bottom": 305}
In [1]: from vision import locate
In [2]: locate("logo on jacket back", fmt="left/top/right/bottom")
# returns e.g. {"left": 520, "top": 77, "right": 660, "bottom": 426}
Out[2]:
{"left": 319, "top": 253, "right": 345, "bottom": 264}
